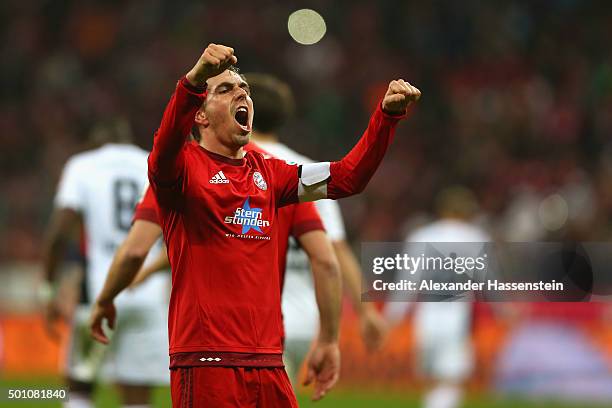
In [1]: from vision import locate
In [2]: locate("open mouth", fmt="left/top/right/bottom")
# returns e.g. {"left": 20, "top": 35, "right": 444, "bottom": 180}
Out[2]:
{"left": 234, "top": 107, "right": 249, "bottom": 128}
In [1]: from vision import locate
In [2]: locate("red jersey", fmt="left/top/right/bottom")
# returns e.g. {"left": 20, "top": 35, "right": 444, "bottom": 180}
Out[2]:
{"left": 134, "top": 152, "right": 325, "bottom": 293}
{"left": 133, "top": 185, "right": 159, "bottom": 225}
{"left": 243, "top": 143, "right": 326, "bottom": 291}
{"left": 148, "top": 77, "right": 404, "bottom": 368}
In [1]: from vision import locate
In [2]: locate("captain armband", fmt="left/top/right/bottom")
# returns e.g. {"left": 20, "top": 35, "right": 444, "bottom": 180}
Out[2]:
{"left": 298, "top": 162, "right": 330, "bottom": 202}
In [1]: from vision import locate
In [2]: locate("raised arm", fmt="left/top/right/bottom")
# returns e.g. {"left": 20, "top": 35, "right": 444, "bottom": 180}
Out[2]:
{"left": 148, "top": 44, "right": 237, "bottom": 187}
{"left": 296, "top": 80, "right": 421, "bottom": 202}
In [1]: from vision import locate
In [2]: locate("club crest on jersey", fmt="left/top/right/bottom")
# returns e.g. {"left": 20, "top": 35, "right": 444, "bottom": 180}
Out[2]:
{"left": 253, "top": 172, "right": 267, "bottom": 191}
{"left": 224, "top": 198, "right": 270, "bottom": 234}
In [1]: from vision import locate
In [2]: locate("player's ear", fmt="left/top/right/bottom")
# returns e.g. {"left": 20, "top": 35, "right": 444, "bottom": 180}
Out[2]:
{"left": 194, "top": 109, "right": 209, "bottom": 127}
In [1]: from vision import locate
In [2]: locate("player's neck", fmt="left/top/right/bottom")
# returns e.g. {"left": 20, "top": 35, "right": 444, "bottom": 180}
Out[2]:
{"left": 199, "top": 137, "right": 245, "bottom": 160}
{"left": 250, "top": 131, "right": 278, "bottom": 143}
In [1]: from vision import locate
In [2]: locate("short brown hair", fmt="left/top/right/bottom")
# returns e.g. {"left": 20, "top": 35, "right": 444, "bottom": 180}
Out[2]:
{"left": 243, "top": 73, "right": 295, "bottom": 133}
{"left": 89, "top": 117, "right": 133, "bottom": 144}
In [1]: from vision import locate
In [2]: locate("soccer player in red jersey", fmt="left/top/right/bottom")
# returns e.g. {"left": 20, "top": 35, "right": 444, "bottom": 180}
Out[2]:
{"left": 92, "top": 150, "right": 341, "bottom": 400}
{"left": 94, "top": 43, "right": 420, "bottom": 406}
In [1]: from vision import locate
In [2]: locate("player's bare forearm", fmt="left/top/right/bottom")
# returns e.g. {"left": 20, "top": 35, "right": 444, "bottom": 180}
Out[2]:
{"left": 42, "top": 208, "right": 81, "bottom": 284}
{"left": 89, "top": 224, "right": 161, "bottom": 346}
{"left": 42, "top": 208, "right": 82, "bottom": 339}
{"left": 326, "top": 80, "right": 420, "bottom": 199}
{"left": 332, "top": 240, "right": 364, "bottom": 312}
{"left": 92, "top": 233, "right": 154, "bottom": 344}
{"left": 96, "top": 220, "right": 162, "bottom": 304}
{"left": 333, "top": 240, "right": 388, "bottom": 350}
{"left": 130, "top": 246, "right": 170, "bottom": 288}
{"left": 332, "top": 239, "right": 382, "bottom": 316}
{"left": 299, "top": 225, "right": 342, "bottom": 404}
{"left": 300, "top": 231, "right": 342, "bottom": 401}
{"left": 96, "top": 241, "right": 145, "bottom": 305}
{"left": 299, "top": 231, "right": 342, "bottom": 342}
{"left": 42, "top": 232, "right": 67, "bottom": 286}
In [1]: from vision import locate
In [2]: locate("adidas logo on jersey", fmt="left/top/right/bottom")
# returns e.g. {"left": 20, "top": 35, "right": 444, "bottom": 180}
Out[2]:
{"left": 209, "top": 171, "right": 230, "bottom": 184}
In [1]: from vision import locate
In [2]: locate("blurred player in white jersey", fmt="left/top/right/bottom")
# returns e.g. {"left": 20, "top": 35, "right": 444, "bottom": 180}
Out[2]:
{"left": 42, "top": 119, "right": 170, "bottom": 407}
{"left": 245, "top": 73, "right": 387, "bottom": 377}
{"left": 387, "top": 186, "right": 490, "bottom": 408}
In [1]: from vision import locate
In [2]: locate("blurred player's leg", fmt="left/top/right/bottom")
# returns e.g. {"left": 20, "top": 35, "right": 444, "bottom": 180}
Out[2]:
{"left": 416, "top": 302, "right": 472, "bottom": 408}
{"left": 100, "top": 303, "right": 169, "bottom": 406}
{"left": 423, "top": 383, "right": 463, "bottom": 408}
{"left": 65, "top": 306, "right": 107, "bottom": 408}
{"left": 64, "top": 381, "right": 94, "bottom": 408}
{"left": 116, "top": 384, "right": 150, "bottom": 407}
{"left": 405, "top": 190, "right": 485, "bottom": 408}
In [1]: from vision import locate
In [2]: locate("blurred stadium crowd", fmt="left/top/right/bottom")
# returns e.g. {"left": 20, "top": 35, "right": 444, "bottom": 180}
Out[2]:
{"left": 2, "top": 1, "right": 612, "bottom": 405}
{"left": 1, "top": 0, "right": 612, "bottom": 262}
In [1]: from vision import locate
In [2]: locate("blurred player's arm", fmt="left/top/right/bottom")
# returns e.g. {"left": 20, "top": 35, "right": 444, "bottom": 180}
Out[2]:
{"left": 148, "top": 44, "right": 236, "bottom": 188}
{"left": 42, "top": 208, "right": 81, "bottom": 285}
{"left": 43, "top": 155, "right": 88, "bottom": 339}
{"left": 42, "top": 207, "right": 82, "bottom": 339}
{"left": 298, "top": 230, "right": 342, "bottom": 401}
{"left": 89, "top": 220, "right": 161, "bottom": 344}
{"left": 130, "top": 246, "right": 170, "bottom": 288}
{"left": 126, "top": 185, "right": 168, "bottom": 288}
{"left": 333, "top": 240, "right": 388, "bottom": 351}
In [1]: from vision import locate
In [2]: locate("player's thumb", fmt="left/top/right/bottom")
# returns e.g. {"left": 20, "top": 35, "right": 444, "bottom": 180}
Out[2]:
{"left": 90, "top": 320, "right": 108, "bottom": 344}
{"left": 104, "top": 306, "right": 116, "bottom": 330}
{"left": 107, "top": 313, "right": 115, "bottom": 330}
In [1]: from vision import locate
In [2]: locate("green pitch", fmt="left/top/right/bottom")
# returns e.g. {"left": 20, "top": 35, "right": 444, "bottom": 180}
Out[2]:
{"left": 0, "top": 378, "right": 608, "bottom": 407}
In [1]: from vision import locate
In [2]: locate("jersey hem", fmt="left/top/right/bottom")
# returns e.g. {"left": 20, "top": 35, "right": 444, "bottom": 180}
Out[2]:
{"left": 292, "top": 219, "right": 325, "bottom": 238}
{"left": 170, "top": 351, "right": 284, "bottom": 368}
{"left": 133, "top": 207, "right": 159, "bottom": 224}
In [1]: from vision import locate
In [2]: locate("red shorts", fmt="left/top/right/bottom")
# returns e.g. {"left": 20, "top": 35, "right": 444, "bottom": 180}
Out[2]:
{"left": 170, "top": 366, "right": 298, "bottom": 407}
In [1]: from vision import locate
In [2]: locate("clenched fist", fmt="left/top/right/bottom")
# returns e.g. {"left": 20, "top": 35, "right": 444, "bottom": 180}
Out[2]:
{"left": 382, "top": 79, "right": 421, "bottom": 115}
{"left": 186, "top": 43, "right": 238, "bottom": 87}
